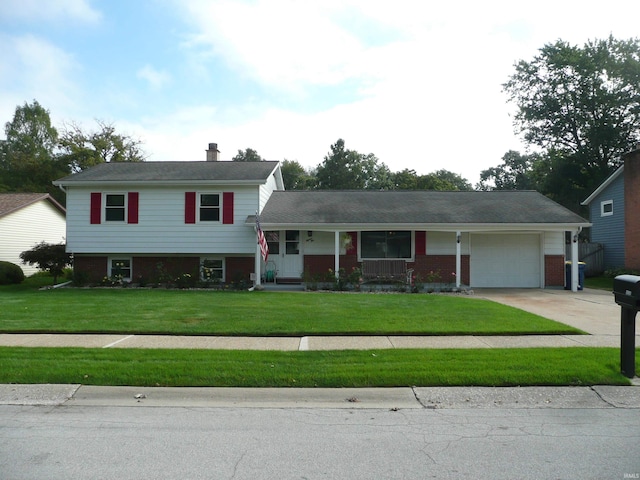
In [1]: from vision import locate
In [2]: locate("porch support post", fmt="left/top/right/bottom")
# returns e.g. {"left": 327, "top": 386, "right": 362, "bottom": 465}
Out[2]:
{"left": 456, "top": 231, "right": 462, "bottom": 288}
{"left": 334, "top": 231, "right": 340, "bottom": 279}
{"left": 571, "top": 229, "right": 579, "bottom": 292}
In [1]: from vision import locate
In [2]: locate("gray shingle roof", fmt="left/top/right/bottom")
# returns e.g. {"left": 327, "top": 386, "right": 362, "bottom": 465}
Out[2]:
{"left": 54, "top": 161, "right": 280, "bottom": 185}
{"left": 258, "top": 190, "right": 589, "bottom": 227}
{"left": 0, "top": 193, "right": 65, "bottom": 218}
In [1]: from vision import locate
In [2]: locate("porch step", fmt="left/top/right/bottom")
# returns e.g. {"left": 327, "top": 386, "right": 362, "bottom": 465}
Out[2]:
{"left": 276, "top": 277, "right": 303, "bottom": 285}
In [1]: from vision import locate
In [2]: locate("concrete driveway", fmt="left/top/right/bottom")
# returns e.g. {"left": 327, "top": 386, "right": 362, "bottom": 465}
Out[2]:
{"left": 475, "top": 287, "right": 622, "bottom": 336}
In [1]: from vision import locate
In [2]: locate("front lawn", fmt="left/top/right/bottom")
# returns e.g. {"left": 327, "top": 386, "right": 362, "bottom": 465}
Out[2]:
{"left": 0, "top": 346, "right": 630, "bottom": 387}
{"left": 0, "top": 285, "right": 583, "bottom": 336}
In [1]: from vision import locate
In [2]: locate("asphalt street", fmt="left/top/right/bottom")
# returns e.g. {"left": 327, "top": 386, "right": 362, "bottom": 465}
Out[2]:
{"left": 2, "top": 402, "right": 639, "bottom": 480}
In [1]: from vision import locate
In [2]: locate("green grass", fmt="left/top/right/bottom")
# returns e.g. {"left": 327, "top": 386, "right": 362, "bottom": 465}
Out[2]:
{"left": 585, "top": 276, "right": 613, "bottom": 290}
{"left": 0, "top": 284, "right": 583, "bottom": 336}
{"left": 0, "top": 277, "right": 627, "bottom": 388}
{"left": 0, "top": 346, "right": 631, "bottom": 387}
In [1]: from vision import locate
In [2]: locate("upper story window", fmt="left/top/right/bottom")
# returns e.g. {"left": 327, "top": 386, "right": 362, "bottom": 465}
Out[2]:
{"left": 361, "top": 231, "right": 412, "bottom": 259}
{"left": 601, "top": 200, "right": 613, "bottom": 217}
{"left": 105, "top": 194, "right": 126, "bottom": 222}
{"left": 200, "top": 193, "right": 220, "bottom": 222}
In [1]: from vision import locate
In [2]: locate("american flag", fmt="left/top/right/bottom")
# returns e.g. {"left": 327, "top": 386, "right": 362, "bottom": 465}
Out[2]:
{"left": 256, "top": 213, "right": 269, "bottom": 262}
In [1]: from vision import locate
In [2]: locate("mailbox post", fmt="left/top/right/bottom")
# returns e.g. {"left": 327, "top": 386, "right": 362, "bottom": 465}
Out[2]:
{"left": 613, "top": 275, "right": 640, "bottom": 378}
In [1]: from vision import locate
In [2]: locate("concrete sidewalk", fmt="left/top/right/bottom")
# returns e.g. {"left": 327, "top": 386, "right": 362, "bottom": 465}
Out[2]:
{"left": 0, "top": 332, "right": 632, "bottom": 350}
{"left": 1, "top": 384, "right": 638, "bottom": 409}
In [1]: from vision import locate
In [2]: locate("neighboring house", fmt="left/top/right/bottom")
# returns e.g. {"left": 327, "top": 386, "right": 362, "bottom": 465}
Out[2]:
{"left": 0, "top": 193, "right": 67, "bottom": 276}
{"left": 53, "top": 143, "right": 590, "bottom": 289}
{"left": 581, "top": 144, "right": 640, "bottom": 271}
{"left": 581, "top": 166, "right": 625, "bottom": 270}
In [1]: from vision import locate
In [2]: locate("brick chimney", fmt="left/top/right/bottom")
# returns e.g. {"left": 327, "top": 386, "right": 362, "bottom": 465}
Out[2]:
{"left": 206, "top": 143, "right": 220, "bottom": 161}
{"left": 623, "top": 144, "right": 640, "bottom": 270}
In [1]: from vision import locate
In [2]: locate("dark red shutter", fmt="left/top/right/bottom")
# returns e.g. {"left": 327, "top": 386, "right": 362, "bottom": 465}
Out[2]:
{"left": 222, "top": 192, "right": 234, "bottom": 224}
{"left": 127, "top": 192, "right": 139, "bottom": 224}
{"left": 185, "top": 192, "right": 196, "bottom": 224}
{"left": 90, "top": 192, "right": 101, "bottom": 224}
{"left": 346, "top": 231, "right": 357, "bottom": 255}
{"left": 415, "top": 231, "right": 426, "bottom": 256}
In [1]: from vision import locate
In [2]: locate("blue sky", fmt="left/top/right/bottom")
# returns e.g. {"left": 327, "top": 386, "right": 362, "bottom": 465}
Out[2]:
{"left": 1, "top": 0, "right": 639, "bottom": 185}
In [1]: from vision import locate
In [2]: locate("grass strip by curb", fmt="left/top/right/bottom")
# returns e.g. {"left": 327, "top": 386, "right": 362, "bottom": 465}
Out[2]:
{"left": 0, "top": 347, "right": 631, "bottom": 387}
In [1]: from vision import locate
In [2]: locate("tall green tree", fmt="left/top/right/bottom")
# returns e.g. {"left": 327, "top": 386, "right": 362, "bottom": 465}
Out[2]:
{"left": 59, "top": 120, "right": 145, "bottom": 172}
{"left": 391, "top": 169, "right": 419, "bottom": 190}
{"left": 281, "top": 159, "right": 316, "bottom": 190}
{"left": 477, "top": 150, "right": 542, "bottom": 191}
{"left": 0, "top": 100, "right": 68, "bottom": 203}
{"left": 315, "top": 139, "right": 391, "bottom": 190}
{"left": 503, "top": 36, "right": 640, "bottom": 209}
{"left": 232, "top": 148, "right": 263, "bottom": 162}
{"left": 428, "top": 169, "right": 473, "bottom": 191}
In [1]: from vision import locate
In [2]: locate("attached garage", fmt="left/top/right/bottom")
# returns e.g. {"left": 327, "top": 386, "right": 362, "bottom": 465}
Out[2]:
{"left": 470, "top": 233, "right": 542, "bottom": 288}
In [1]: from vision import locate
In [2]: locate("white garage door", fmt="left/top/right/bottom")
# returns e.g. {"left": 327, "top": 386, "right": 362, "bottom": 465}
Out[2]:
{"left": 470, "top": 234, "right": 541, "bottom": 288}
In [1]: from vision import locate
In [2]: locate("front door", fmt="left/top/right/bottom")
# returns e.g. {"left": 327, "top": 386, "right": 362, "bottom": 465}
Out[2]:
{"left": 266, "top": 230, "right": 303, "bottom": 279}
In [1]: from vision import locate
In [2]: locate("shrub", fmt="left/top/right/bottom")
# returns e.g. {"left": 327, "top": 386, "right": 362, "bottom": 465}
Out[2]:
{"left": 0, "top": 261, "right": 25, "bottom": 285}
{"left": 19, "top": 242, "right": 71, "bottom": 284}
{"left": 604, "top": 268, "right": 640, "bottom": 278}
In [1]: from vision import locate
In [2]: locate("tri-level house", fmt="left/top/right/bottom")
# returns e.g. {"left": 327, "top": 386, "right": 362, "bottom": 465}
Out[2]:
{"left": 54, "top": 143, "right": 591, "bottom": 290}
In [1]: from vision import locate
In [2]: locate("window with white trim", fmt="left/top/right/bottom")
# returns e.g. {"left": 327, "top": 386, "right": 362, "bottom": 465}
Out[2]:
{"left": 109, "top": 258, "right": 132, "bottom": 280}
{"left": 360, "top": 231, "right": 412, "bottom": 259}
{"left": 105, "top": 193, "right": 126, "bottom": 222}
{"left": 200, "top": 258, "right": 224, "bottom": 282}
{"left": 199, "top": 193, "right": 220, "bottom": 222}
{"left": 601, "top": 200, "right": 613, "bottom": 217}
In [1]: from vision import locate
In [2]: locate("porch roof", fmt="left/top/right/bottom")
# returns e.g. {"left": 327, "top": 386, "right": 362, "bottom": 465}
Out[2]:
{"left": 254, "top": 190, "right": 590, "bottom": 231}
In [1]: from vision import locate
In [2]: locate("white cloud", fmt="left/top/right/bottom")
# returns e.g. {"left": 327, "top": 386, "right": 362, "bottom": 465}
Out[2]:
{"left": 0, "top": 34, "right": 81, "bottom": 128}
{"left": 179, "top": 0, "right": 383, "bottom": 93}
{"left": 0, "top": 0, "right": 102, "bottom": 24}
{"left": 137, "top": 65, "right": 172, "bottom": 90}
{"left": 165, "top": 0, "right": 640, "bottom": 184}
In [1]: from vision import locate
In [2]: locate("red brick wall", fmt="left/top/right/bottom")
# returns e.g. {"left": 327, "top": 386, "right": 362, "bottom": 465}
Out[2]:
{"left": 409, "top": 255, "right": 470, "bottom": 285}
{"left": 74, "top": 255, "right": 253, "bottom": 285}
{"left": 74, "top": 256, "right": 108, "bottom": 283}
{"left": 303, "top": 255, "right": 359, "bottom": 280}
{"left": 303, "top": 254, "right": 470, "bottom": 285}
{"left": 225, "top": 257, "right": 253, "bottom": 284}
{"left": 134, "top": 257, "right": 199, "bottom": 283}
{"left": 545, "top": 255, "right": 565, "bottom": 287}
{"left": 624, "top": 148, "right": 640, "bottom": 270}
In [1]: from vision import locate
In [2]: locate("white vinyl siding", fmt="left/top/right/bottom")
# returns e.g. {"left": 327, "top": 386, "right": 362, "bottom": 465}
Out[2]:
{"left": 259, "top": 173, "right": 279, "bottom": 212}
{"left": 425, "top": 231, "right": 470, "bottom": 255}
{"left": 65, "top": 186, "right": 258, "bottom": 254}
{"left": 0, "top": 200, "right": 66, "bottom": 276}
{"left": 543, "top": 231, "right": 564, "bottom": 255}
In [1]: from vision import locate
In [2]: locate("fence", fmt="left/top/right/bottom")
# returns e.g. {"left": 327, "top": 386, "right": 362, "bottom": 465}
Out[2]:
{"left": 566, "top": 243, "right": 604, "bottom": 276}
